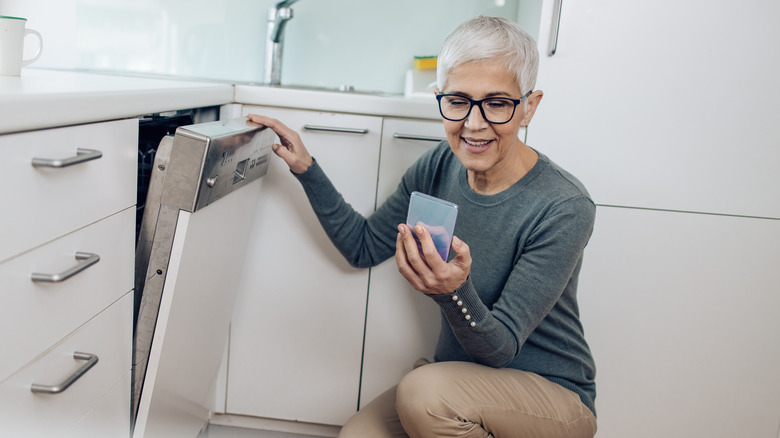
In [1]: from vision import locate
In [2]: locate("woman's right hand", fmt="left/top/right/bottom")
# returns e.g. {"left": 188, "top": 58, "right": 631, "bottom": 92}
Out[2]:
{"left": 248, "top": 114, "right": 313, "bottom": 174}
{"left": 395, "top": 223, "right": 471, "bottom": 295}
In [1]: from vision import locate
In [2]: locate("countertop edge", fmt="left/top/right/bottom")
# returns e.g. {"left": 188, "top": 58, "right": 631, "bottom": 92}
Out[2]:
{"left": 0, "top": 70, "right": 442, "bottom": 134}
{"left": 0, "top": 86, "right": 234, "bottom": 134}
{"left": 233, "top": 85, "right": 441, "bottom": 121}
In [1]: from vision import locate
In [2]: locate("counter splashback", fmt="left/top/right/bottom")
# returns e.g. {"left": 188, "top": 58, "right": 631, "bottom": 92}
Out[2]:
{"left": 0, "top": 0, "right": 526, "bottom": 95}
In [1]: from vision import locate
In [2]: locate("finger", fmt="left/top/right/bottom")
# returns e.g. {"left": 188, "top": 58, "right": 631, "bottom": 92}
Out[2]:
{"left": 247, "top": 114, "right": 286, "bottom": 131}
{"left": 247, "top": 114, "right": 299, "bottom": 147}
{"left": 248, "top": 114, "right": 312, "bottom": 173}
{"left": 413, "top": 224, "right": 446, "bottom": 266}
{"left": 398, "top": 224, "right": 425, "bottom": 268}
{"left": 449, "top": 235, "right": 472, "bottom": 271}
{"left": 271, "top": 140, "right": 294, "bottom": 161}
{"left": 395, "top": 225, "right": 425, "bottom": 290}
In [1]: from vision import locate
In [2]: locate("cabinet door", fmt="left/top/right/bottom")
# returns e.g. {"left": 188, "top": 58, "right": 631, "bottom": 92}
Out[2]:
{"left": 359, "top": 118, "right": 446, "bottom": 408}
{"left": 578, "top": 207, "right": 780, "bottom": 437}
{"left": 528, "top": 0, "right": 780, "bottom": 218}
{"left": 227, "top": 106, "right": 382, "bottom": 425}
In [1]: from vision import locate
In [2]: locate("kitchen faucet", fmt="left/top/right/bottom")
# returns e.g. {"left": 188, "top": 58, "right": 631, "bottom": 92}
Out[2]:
{"left": 264, "top": 0, "right": 301, "bottom": 85}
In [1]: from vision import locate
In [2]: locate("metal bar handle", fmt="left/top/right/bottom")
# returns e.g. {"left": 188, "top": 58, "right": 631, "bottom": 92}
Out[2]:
{"left": 548, "top": 0, "right": 563, "bottom": 56}
{"left": 30, "top": 352, "right": 99, "bottom": 394}
{"left": 303, "top": 124, "right": 369, "bottom": 135}
{"left": 31, "top": 252, "right": 100, "bottom": 283}
{"left": 31, "top": 148, "right": 103, "bottom": 168}
{"left": 393, "top": 133, "right": 446, "bottom": 143}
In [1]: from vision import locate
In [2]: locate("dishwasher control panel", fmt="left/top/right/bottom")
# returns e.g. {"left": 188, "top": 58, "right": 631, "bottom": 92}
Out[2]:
{"left": 160, "top": 117, "right": 275, "bottom": 212}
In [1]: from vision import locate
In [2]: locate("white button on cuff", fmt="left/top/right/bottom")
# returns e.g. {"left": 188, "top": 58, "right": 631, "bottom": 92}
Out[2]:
{"left": 461, "top": 307, "right": 468, "bottom": 314}
{"left": 470, "top": 321, "right": 476, "bottom": 327}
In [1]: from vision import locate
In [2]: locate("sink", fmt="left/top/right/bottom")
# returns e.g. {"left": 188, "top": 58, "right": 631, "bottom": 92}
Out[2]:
{"left": 243, "top": 82, "right": 402, "bottom": 98}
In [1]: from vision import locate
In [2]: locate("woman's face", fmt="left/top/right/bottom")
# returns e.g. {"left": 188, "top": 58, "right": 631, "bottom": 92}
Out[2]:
{"left": 439, "top": 61, "right": 540, "bottom": 188}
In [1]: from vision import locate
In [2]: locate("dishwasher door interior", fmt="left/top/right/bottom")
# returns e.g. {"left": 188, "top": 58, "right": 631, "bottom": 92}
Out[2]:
{"left": 133, "top": 117, "right": 274, "bottom": 438}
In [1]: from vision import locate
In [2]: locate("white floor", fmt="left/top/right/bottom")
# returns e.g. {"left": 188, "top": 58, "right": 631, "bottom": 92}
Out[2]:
{"left": 204, "top": 424, "right": 326, "bottom": 438}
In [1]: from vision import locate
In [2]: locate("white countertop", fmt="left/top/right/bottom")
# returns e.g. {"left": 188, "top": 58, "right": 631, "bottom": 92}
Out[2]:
{"left": 0, "top": 69, "right": 235, "bottom": 134}
{"left": 0, "top": 69, "right": 441, "bottom": 135}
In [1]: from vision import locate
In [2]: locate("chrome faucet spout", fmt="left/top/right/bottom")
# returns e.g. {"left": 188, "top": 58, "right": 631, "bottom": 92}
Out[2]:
{"left": 264, "top": 0, "right": 302, "bottom": 85}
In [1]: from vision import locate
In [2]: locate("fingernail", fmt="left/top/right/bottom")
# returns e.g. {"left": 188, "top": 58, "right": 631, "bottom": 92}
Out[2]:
{"left": 398, "top": 225, "right": 405, "bottom": 234}
{"left": 415, "top": 225, "right": 424, "bottom": 235}
{"left": 452, "top": 236, "right": 461, "bottom": 247}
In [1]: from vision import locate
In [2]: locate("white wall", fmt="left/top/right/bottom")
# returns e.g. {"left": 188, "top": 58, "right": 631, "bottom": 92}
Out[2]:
{"left": 0, "top": 0, "right": 526, "bottom": 95}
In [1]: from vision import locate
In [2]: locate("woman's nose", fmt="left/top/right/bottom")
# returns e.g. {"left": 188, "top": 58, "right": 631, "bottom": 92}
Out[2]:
{"left": 465, "top": 104, "right": 489, "bottom": 129}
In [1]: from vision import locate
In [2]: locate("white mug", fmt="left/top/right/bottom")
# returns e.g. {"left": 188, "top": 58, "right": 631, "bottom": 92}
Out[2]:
{"left": 0, "top": 16, "right": 43, "bottom": 76}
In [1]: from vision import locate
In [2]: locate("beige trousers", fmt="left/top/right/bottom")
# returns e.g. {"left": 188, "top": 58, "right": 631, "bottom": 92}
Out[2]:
{"left": 339, "top": 361, "right": 596, "bottom": 438}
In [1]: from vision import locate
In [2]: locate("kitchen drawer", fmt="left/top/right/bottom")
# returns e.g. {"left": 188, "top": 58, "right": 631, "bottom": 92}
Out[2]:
{"left": 0, "top": 207, "right": 135, "bottom": 382}
{"left": 69, "top": 371, "right": 131, "bottom": 438}
{"left": 0, "top": 118, "right": 138, "bottom": 262}
{"left": 0, "top": 291, "right": 131, "bottom": 437}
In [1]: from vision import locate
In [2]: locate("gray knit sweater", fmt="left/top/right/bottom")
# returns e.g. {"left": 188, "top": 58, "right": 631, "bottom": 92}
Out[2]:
{"left": 295, "top": 141, "right": 597, "bottom": 415}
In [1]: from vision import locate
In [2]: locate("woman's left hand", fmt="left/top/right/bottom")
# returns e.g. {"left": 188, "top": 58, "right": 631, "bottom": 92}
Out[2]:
{"left": 395, "top": 223, "right": 471, "bottom": 295}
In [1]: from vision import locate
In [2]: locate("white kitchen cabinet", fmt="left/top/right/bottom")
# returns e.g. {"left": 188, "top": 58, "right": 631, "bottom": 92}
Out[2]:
{"left": 0, "top": 119, "right": 137, "bottom": 437}
{"left": 0, "top": 208, "right": 135, "bottom": 382}
{"left": 523, "top": 2, "right": 780, "bottom": 435}
{"left": 0, "top": 120, "right": 138, "bottom": 263}
{"left": 0, "top": 292, "right": 132, "bottom": 438}
{"left": 71, "top": 372, "right": 132, "bottom": 438}
{"left": 358, "top": 118, "right": 446, "bottom": 408}
{"left": 528, "top": 0, "right": 780, "bottom": 218}
{"left": 577, "top": 206, "right": 780, "bottom": 438}
{"left": 226, "top": 106, "right": 383, "bottom": 425}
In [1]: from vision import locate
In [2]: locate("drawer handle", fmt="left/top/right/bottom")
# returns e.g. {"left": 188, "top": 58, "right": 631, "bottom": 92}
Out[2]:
{"left": 303, "top": 124, "right": 369, "bottom": 135}
{"left": 31, "top": 252, "right": 100, "bottom": 283}
{"left": 392, "top": 133, "right": 445, "bottom": 143}
{"left": 31, "top": 148, "right": 103, "bottom": 168}
{"left": 30, "top": 352, "right": 99, "bottom": 394}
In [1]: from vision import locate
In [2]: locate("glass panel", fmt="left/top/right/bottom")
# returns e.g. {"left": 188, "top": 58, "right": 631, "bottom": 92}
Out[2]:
{"left": 1, "top": 0, "right": 527, "bottom": 95}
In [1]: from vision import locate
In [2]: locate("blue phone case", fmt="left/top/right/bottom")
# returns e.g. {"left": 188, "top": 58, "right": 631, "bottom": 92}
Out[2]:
{"left": 406, "top": 192, "right": 459, "bottom": 261}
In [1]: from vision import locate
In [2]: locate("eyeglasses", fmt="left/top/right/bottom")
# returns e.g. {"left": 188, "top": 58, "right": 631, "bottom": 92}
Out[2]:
{"left": 436, "top": 90, "right": 533, "bottom": 124}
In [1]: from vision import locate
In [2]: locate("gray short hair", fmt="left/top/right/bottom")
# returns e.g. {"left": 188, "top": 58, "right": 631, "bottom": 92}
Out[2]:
{"left": 437, "top": 16, "right": 539, "bottom": 96}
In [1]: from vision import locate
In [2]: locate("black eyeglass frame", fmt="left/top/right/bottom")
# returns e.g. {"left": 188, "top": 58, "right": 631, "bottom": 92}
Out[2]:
{"left": 435, "top": 90, "right": 533, "bottom": 125}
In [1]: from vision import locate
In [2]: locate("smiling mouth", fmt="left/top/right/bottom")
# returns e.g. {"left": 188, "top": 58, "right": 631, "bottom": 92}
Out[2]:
{"left": 463, "top": 137, "right": 493, "bottom": 149}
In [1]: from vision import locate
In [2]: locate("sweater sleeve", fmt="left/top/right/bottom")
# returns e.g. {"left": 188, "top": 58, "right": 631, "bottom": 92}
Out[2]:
{"left": 293, "top": 158, "right": 401, "bottom": 268}
{"left": 293, "top": 143, "right": 445, "bottom": 268}
{"left": 429, "top": 196, "right": 596, "bottom": 368}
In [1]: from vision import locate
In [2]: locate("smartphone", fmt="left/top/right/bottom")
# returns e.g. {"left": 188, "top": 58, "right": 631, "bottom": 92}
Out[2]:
{"left": 406, "top": 191, "right": 459, "bottom": 261}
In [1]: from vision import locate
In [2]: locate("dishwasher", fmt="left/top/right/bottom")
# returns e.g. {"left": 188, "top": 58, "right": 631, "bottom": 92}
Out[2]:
{"left": 132, "top": 116, "right": 274, "bottom": 438}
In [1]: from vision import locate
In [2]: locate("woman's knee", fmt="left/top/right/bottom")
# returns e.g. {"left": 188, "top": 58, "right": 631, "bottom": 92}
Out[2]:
{"left": 339, "top": 385, "right": 407, "bottom": 438}
{"left": 396, "top": 363, "right": 457, "bottom": 431}
{"left": 397, "top": 362, "right": 441, "bottom": 407}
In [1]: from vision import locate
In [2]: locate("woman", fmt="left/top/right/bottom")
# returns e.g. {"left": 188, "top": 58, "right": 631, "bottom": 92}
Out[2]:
{"left": 249, "top": 16, "right": 597, "bottom": 438}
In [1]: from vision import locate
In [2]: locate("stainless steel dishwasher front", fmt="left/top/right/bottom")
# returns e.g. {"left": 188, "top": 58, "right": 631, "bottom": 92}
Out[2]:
{"left": 132, "top": 117, "right": 274, "bottom": 438}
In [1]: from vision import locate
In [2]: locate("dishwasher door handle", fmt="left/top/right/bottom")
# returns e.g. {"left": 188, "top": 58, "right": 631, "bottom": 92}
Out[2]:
{"left": 30, "top": 352, "right": 99, "bottom": 394}
{"left": 31, "top": 148, "right": 103, "bottom": 168}
{"left": 31, "top": 252, "right": 100, "bottom": 283}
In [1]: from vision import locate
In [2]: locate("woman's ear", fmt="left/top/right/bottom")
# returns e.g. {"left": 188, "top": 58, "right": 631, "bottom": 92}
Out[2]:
{"left": 520, "top": 90, "right": 544, "bottom": 127}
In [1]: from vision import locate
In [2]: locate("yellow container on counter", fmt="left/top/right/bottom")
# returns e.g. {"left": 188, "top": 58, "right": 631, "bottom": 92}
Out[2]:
{"left": 414, "top": 56, "right": 437, "bottom": 70}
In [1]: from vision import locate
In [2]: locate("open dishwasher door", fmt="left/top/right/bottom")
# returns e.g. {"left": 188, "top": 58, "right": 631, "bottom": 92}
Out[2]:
{"left": 133, "top": 117, "right": 274, "bottom": 438}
